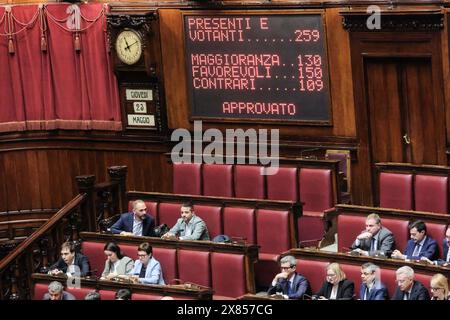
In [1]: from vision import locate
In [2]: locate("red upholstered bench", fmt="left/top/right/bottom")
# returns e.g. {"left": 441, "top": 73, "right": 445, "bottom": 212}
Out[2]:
{"left": 379, "top": 172, "right": 413, "bottom": 210}
{"left": 223, "top": 207, "right": 255, "bottom": 244}
{"left": 202, "top": 164, "right": 233, "bottom": 197}
{"left": 153, "top": 247, "right": 177, "bottom": 283}
{"left": 158, "top": 202, "right": 182, "bottom": 229}
{"left": 415, "top": 174, "right": 449, "bottom": 214}
{"left": 66, "top": 287, "right": 96, "bottom": 300}
{"left": 132, "top": 293, "right": 164, "bottom": 300}
{"left": 194, "top": 204, "right": 222, "bottom": 239}
{"left": 254, "top": 209, "right": 291, "bottom": 288}
{"left": 81, "top": 241, "right": 106, "bottom": 278}
{"left": 266, "top": 166, "right": 298, "bottom": 202}
{"left": 337, "top": 214, "right": 366, "bottom": 252}
{"left": 173, "top": 162, "right": 202, "bottom": 195}
{"left": 99, "top": 289, "right": 117, "bottom": 300}
{"left": 211, "top": 252, "right": 246, "bottom": 299}
{"left": 234, "top": 165, "right": 265, "bottom": 199}
{"left": 177, "top": 250, "right": 211, "bottom": 287}
{"left": 33, "top": 283, "right": 49, "bottom": 300}
{"left": 298, "top": 168, "right": 334, "bottom": 243}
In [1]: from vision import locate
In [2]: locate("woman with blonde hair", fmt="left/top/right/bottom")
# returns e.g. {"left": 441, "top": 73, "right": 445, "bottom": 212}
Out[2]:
{"left": 430, "top": 273, "right": 449, "bottom": 300}
{"left": 315, "top": 262, "right": 354, "bottom": 300}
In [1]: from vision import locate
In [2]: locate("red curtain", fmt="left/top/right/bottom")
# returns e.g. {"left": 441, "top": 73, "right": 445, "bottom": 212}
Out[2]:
{"left": 0, "top": 3, "right": 121, "bottom": 132}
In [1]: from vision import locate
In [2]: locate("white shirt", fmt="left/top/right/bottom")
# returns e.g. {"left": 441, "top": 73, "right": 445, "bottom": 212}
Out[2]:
{"left": 330, "top": 284, "right": 338, "bottom": 300}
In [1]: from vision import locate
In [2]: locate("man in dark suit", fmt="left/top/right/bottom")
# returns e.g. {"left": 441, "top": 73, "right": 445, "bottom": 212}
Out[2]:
{"left": 359, "top": 262, "right": 388, "bottom": 300}
{"left": 49, "top": 242, "right": 90, "bottom": 277}
{"left": 391, "top": 266, "right": 430, "bottom": 300}
{"left": 351, "top": 213, "right": 395, "bottom": 257}
{"left": 267, "top": 255, "right": 311, "bottom": 299}
{"left": 110, "top": 199, "right": 155, "bottom": 237}
{"left": 42, "top": 281, "right": 75, "bottom": 300}
{"left": 391, "top": 220, "right": 439, "bottom": 261}
{"left": 434, "top": 225, "right": 450, "bottom": 266}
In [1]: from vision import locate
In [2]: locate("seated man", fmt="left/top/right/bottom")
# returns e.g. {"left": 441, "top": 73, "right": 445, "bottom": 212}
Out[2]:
{"left": 161, "top": 202, "right": 210, "bottom": 241}
{"left": 129, "top": 242, "right": 165, "bottom": 285}
{"left": 49, "top": 241, "right": 90, "bottom": 277}
{"left": 351, "top": 213, "right": 395, "bottom": 257}
{"left": 110, "top": 199, "right": 155, "bottom": 237}
{"left": 43, "top": 281, "right": 76, "bottom": 300}
{"left": 359, "top": 262, "right": 388, "bottom": 300}
{"left": 391, "top": 266, "right": 430, "bottom": 300}
{"left": 391, "top": 220, "right": 439, "bottom": 261}
{"left": 267, "top": 255, "right": 311, "bottom": 300}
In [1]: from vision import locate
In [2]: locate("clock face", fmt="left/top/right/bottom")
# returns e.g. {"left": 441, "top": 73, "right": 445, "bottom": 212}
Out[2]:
{"left": 115, "top": 29, "right": 143, "bottom": 65}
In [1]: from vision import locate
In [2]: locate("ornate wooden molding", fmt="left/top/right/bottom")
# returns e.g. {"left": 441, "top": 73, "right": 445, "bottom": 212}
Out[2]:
{"left": 341, "top": 11, "right": 444, "bottom": 32}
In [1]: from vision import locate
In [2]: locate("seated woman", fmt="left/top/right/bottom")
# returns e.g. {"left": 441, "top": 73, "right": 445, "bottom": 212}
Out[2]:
{"left": 129, "top": 242, "right": 165, "bottom": 285}
{"left": 100, "top": 242, "right": 134, "bottom": 280}
{"left": 315, "top": 262, "right": 354, "bottom": 300}
{"left": 430, "top": 273, "right": 450, "bottom": 300}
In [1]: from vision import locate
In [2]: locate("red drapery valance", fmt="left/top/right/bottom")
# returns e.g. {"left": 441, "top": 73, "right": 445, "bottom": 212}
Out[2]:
{"left": 0, "top": 3, "right": 121, "bottom": 132}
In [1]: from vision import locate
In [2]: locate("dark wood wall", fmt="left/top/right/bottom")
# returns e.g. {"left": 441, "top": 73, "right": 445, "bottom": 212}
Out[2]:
{"left": 0, "top": 137, "right": 172, "bottom": 212}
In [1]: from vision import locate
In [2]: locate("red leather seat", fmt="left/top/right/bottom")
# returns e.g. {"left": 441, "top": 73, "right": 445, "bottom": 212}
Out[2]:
{"left": 66, "top": 287, "right": 96, "bottom": 300}
{"left": 340, "top": 263, "right": 361, "bottom": 295}
{"left": 194, "top": 204, "right": 222, "bottom": 239}
{"left": 211, "top": 252, "right": 246, "bottom": 298}
{"left": 33, "top": 283, "right": 49, "bottom": 300}
{"left": 99, "top": 289, "right": 116, "bottom": 300}
{"left": 153, "top": 247, "right": 177, "bottom": 283}
{"left": 223, "top": 207, "right": 255, "bottom": 244}
{"left": 379, "top": 172, "right": 413, "bottom": 210}
{"left": 415, "top": 273, "right": 432, "bottom": 291}
{"left": 254, "top": 209, "right": 291, "bottom": 287}
{"left": 296, "top": 259, "right": 328, "bottom": 293}
{"left": 81, "top": 241, "right": 105, "bottom": 278}
{"left": 266, "top": 167, "right": 298, "bottom": 201}
{"left": 119, "top": 244, "right": 137, "bottom": 261}
{"left": 202, "top": 164, "right": 233, "bottom": 197}
{"left": 173, "top": 162, "right": 202, "bottom": 195}
{"left": 298, "top": 168, "right": 334, "bottom": 243}
{"left": 234, "top": 165, "right": 265, "bottom": 199}
{"left": 158, "top": 202, "right": 181, "bottom": 229}
{"left": 132, "top": 293, "right": 164, "bottom": 300}
{"left": 424, "top": 222, "right": 447, "bottom": 257}
{"left": 381, "top": 218, "right": 409, "bottom": 253}
{"left": 128, "top": 200, "right": 158, "bottom": 224}
{"left": 337, "top": 214, "right": 366, "bottom": 252}
{"left": 178, "top": 250, "right": 211, "bottom": 287}
{"left": 415, "top": 174, "right": 449, "bottom": 214}
{"left": 379, "top": 268, "right": 397, "bottom": 298}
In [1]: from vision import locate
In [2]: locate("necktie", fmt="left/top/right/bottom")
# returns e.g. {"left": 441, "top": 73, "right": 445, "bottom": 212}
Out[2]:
{"left": 287, "top": 281, "right": 292, "bottom": 295}
{"left": 139, "top": 264, "right": 147, "bottom": 278}
{"left": 412, "top": 243, "right": 421, "bottom": 257}
{"left": 370, "top": 238, "right": 376, "bottom": 252}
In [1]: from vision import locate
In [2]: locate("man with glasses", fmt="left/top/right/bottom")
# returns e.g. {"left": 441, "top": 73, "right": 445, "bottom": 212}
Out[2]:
{"left": 351, "top": 213, "right": 395, "bottom": 257}
{"left": 110, "top": 199, "right": 155, "bottom": 237}
{"left": 128, "top": 242, "right": 165, "bottom": 285}
{"left": 391, "top": 266, "right": 429, "bottom": 300}
{"left": 359, "top": 262, "right": 388, "bottom": 300}
{"left": 267, "top": 255, "right": 311, "bottom": 299}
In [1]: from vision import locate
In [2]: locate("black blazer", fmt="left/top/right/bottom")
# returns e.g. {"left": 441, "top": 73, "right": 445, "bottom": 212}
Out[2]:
{"left": 391, "top": 281, "right": 430, "bottom": 300}
{"left": 49, "top": 253, "right": 91, "bottom": 277}
{"left": 110, "top": 212, "right": 155, "bottom": 237}
{"left": 315, "top": 279, "right": 354, "bottom": 300}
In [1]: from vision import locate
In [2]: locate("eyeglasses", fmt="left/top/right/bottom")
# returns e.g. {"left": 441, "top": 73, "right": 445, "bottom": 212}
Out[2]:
{"left": 137, "top": 254, "right": 148, "bottom": 258}
{"left": 280, "top": 266, "right": 294, "bottom": 270}
{"left": 431, "top": 287, "right": 443, "bottom": 291}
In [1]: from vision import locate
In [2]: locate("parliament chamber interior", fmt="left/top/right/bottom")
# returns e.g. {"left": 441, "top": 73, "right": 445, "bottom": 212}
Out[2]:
{"left": 0, "top": 0, "right": 450, "bottom": 302}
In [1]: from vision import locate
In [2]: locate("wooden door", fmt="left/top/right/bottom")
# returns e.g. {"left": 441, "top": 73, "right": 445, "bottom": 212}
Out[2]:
{"left": 365, "top": 58, "right": 446, "bottom": 165}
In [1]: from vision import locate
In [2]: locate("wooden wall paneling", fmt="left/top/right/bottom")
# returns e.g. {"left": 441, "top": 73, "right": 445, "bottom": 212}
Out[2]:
{"left": 159, "top": 9, "right": 190, "bottom": 129}
{"left": 36, "top": 151, "right": 52, "bottom": 209}
{"left": 325, "top": 8, "right": 356, "bottom": 137}
{"left": 93, "top": 151, "right": 107, "bottom": 184}
{"left": 0, "top": 154, "right": 8, "bottom": 212}
{"left": 57, "top": 150, "right": 74, "bottom": 205}
{"left": 4, "top": 152, "right": 19, "bottom": 211}
{"left": 442, "top": 10, "right": 450, "bottom": 146}
{"left": 46, "top": 150, "right": 63, "bottom": 209}
{"left": 27, "top": 150, "right": 43, "bottom": 210}
{"left": 14, "top": 151, "right": 32, "bottom": 210}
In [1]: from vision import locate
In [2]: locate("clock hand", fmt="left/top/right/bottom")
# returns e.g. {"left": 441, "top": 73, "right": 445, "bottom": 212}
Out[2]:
{"left": 128, "top": 41, "right": 139, "bottom": 48}
{"left": 124, "top": 38, "right": 131, "bottom": 51}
